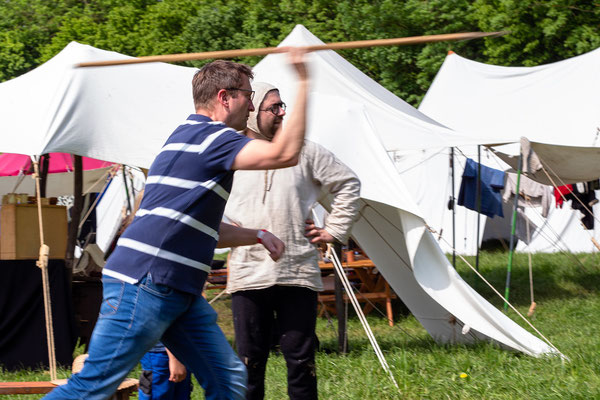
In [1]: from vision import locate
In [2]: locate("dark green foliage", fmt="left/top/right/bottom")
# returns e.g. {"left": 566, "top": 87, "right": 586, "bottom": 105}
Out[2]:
{"left": 1, "top": 0, "right": 599, "bottom": 106}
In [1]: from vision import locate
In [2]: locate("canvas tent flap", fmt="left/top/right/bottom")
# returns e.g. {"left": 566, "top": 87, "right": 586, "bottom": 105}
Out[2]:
{"left": 337, "top": 198, "right": 557, "bottom": 356}
{"left": 410, "top": 225, "right": 557, "bottom": 355}
{"left": 492, "top": 138, "right": 600, "bottom": 185}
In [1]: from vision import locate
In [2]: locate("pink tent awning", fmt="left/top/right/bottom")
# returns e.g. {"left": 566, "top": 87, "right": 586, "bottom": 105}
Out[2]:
{"left": 0, "top": 153, "right": 114, "bottom": 176}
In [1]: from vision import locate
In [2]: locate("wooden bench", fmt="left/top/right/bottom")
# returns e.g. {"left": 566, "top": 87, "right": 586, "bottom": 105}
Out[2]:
{"left": 204, "top": 268, "right": 228, "bottom": 293}
{"left": 0, "top": 378, "right": 138, "bottom": 399}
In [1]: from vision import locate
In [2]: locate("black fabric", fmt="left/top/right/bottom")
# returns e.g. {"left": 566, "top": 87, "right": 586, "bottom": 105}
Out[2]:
{"left": 76, "top": 193, "right": 98, "bottom": 247}
{"left": 232, "top": 286, "right": 318, "bottom": 400}
{"left": 565, "top": 186, "right": 596, "bottom": 230}
{"left": 139, "top": 370, "right": 153, "bottom": 395}
{"left": 0, "top": 259, "right": 78, "bottom": 370}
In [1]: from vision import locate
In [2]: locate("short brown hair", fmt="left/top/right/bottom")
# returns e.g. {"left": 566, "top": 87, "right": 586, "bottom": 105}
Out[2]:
{"left": 192, "top": 60, "right": 254, "bottom": 110}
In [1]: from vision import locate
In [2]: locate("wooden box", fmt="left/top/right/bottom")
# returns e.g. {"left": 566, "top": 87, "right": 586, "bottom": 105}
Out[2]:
{"left": 0, "top": 204, "right": 68, "bottom": 260}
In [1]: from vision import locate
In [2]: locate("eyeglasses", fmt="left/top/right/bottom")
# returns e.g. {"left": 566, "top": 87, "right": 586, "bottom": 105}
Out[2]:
{"left": 225, "top": 87, "right": 255, "bottom": 102}
{"left": 259, "top": 102, "right": 287, "bottom": 116}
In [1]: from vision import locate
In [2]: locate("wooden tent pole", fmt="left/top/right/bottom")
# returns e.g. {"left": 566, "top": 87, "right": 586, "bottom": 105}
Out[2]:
{"left": 504, "top": 153, "right": 522, "bottom": 311}
{"left": 476, "top": 145, "right": 481, "bottom": 271}
{"left": 333, "top": 243, "right": 348, "bottom": 354}
{"left": 450, "top": 147, "right": 456, "bottom": 268}
{"left": 76, "top": 31, "right": 506, "bottom": 68}
{"left": 66, "top": 155, "right": 83, "bottom": 270}
{"left": 40, "top": 154, "right": 49, "bottom": 198}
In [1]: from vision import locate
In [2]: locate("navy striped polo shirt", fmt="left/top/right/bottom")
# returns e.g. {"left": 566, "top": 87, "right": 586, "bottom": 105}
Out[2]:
{"left": 103, "top": 114, "right": 252, "bottom": 296}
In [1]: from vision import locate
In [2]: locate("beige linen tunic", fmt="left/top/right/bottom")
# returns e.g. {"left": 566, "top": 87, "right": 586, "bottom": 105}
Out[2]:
{"left": 224, "top": 140, "right": 361, "bottom": 293}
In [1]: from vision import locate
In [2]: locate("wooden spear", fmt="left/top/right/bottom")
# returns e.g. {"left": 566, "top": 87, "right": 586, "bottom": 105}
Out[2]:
{"left": 76, "top": 31, "right": 506, "bottom": 68}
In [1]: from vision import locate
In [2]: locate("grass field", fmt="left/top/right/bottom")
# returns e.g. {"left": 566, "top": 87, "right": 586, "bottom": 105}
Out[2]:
{"left": 1, "top": 251, "right": 599, "bottom": 399}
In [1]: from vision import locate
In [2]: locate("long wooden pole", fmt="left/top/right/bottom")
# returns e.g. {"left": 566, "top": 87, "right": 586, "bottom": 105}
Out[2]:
{"left": 333, "top": 243, "right": 348, "bottom": 354}
{"left": 66, "top": 155, "right": 83, "bottom": 270}
{"left": 476, "top": 145, "right": 481, "bottom": 271}
{"left": 504, "top": 153, "right": 522, "bottom": 311}
{"left": 450, "top": 147, "right": 456, "bottom": 268}
{"left": 76, "top": 31, "right": 506, "bottom": 68}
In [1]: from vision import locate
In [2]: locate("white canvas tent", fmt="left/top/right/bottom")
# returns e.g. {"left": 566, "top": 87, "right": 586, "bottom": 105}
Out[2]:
{"left": 414, "top": 49, "right": 600, "bottom": 254}
{"left": 0, "top": 41, "right": 197, "bottom": 166}
{"left": 0, "top": 26, "right": 559, "bottom": 357}
{"left": 251, "top": 25, "right": 557, "bottom": 356}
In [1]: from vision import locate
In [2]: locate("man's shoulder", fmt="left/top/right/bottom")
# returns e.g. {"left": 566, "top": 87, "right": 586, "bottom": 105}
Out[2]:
{"left": 166, "top": 116, "right": 244, "bottom": 147}
{"left": 302, "top": 140, "right": 332, "bottom": 157}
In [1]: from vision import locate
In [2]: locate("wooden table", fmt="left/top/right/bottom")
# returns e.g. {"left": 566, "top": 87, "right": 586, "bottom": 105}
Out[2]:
{"left": 0, "top": 378, "right": 138, "bottom": 399}
{"left": 204, "top": 268, "right": 228, "bottom": 295}
{"left": 318, "top": 259, "right": 396, "bottom": 326}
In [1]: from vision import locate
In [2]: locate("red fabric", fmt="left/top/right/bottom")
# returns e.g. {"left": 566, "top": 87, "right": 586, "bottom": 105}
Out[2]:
{"left": 554, "top": 184, "right": 573, "bottom": 208}
{"left": 0, "top": 153, "right": 113, "bottom": 176}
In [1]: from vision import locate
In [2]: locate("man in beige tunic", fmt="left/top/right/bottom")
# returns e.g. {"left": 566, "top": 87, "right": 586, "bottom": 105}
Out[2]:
{"left": 224, "top": 82, "right": 361, "bottom": 400}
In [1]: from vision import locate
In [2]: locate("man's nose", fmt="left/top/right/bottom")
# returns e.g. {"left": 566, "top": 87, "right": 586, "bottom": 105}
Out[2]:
{"left": 278, "top": 108, "right": 286, "bottom": 117}
{"left": 248, "top": 101, "right": 255, "bottom": 112}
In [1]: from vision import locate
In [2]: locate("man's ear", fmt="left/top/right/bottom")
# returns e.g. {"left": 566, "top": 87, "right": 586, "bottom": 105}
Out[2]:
{"left": 217, "top": 89, "right": 229, "bottom": 108}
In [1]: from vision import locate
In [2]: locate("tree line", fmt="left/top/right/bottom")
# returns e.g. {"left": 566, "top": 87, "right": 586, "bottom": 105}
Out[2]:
{"left": 1, "top": 0, "right": 598, "bottom": 106}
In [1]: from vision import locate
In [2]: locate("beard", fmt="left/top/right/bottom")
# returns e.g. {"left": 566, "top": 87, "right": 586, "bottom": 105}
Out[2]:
{"left": 260, "top": 119, "right": 282, "bottom": 141}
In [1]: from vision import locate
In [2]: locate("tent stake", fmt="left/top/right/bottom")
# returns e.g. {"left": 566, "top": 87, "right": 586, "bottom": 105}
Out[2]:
{"left": 504, "top": 153, "right": 522, "bottom": 311}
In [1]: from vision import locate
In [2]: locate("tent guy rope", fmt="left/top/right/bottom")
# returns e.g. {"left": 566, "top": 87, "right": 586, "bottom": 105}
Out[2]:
{"left": 311, "top": 209, "right": 401, "bottom": 392}
{"left": 32, "top": 158, "right": 58, "bottom": 381}
{"left": 75, "top": 31, "right": 507, "bottom": 68}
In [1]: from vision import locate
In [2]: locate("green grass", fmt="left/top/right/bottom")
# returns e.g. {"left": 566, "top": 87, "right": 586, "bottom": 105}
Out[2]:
{"left": 2, "top": 251, "right": 599, "bottom": 399}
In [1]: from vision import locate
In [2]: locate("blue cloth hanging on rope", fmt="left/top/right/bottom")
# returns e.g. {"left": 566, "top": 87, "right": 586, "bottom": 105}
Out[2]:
{"left": 458, "top": 158, "right": 505, "bottom": 218}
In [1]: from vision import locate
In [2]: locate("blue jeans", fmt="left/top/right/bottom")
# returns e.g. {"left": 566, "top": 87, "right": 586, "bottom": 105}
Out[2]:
{"left": 44, "top": 274, "right": 246, "bottom": 400}
{"left": 139, "top": 350, "right": 192, "bottom": 400}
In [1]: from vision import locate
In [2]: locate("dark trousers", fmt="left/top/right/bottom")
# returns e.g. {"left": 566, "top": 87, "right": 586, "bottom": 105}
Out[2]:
{"left": 232, "top": 286, "right": 318, "bottom": 400}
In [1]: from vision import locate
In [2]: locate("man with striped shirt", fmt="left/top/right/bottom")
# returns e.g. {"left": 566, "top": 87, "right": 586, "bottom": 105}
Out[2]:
{"left": 44, "top": 49, "right": 308, "bottom": 400}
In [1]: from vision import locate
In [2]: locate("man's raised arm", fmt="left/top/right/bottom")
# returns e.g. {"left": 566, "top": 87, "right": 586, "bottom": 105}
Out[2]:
{"left": 231, "top": 48, "right": 309, "bottom": 171}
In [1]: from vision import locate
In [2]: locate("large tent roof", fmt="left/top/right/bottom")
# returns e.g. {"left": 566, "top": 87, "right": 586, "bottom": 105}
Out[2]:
{"left": 0, "top": 42, "right": 196, "bottom": 167}
{"left": 418, "top": 48, "right": 600, "bottom": 185}
{"left": 0, "top": 34, "right": 503, "bottom": 167}
{"left": 419, "top": 48, "right": 600, "bottom": 147}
